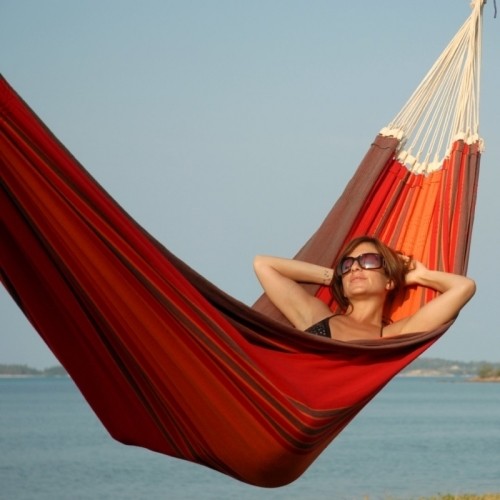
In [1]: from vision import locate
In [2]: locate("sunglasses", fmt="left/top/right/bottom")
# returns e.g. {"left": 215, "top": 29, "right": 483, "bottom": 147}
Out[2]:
{"left": 337, "top": 253, "right": 384, "bottom": 275}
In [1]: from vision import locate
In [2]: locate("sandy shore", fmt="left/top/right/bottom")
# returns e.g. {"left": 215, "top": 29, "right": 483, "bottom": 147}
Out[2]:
{"left": 417, "top": 494, "right": 500, "bottom": 500}
{"left": 469, "top": 377, "right": 500, "bottom": 383}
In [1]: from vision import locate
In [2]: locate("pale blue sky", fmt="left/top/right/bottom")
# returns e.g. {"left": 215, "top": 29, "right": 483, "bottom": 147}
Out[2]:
{"left": 1, "top": 1, "right": 499, "bottom": 368}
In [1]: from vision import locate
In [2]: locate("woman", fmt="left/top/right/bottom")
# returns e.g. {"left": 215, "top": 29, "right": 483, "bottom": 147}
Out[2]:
{"left": 253, "top": 236, "right": 476, "bottom": 341}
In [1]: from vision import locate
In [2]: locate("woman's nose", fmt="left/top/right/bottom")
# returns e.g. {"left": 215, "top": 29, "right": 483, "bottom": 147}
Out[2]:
{"left": 350, "top": 260, "right": 362, "bottom": 272}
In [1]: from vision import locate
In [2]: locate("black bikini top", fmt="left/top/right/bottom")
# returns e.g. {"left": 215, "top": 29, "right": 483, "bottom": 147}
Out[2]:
{"left": 305, "top": 316, "right": 334, "bottom": 338}
{"left": 305, "top": 315, "right": 384, "bottom": 339}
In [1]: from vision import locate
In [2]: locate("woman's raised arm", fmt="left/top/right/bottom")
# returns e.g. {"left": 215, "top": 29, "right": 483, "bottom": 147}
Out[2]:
{"left": 253, "top": 255, "right": 333, "bottom": 329}
{"left": 387, "top": 260, "right": 476, "bottom": 336}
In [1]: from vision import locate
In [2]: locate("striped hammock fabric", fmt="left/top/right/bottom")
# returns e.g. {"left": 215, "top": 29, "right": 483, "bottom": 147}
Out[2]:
{"left": 0, "top": 1, "right": 483, "bottom": 488}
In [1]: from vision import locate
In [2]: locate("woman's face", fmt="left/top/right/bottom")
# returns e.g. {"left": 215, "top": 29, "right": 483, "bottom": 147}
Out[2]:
{"left": 340, "top": 242, "right": 390, "bottom": 299}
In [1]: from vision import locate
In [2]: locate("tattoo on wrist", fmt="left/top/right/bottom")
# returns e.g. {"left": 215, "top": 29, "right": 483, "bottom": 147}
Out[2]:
{"left": 323, "top": 269, "right": 331, "bottom": 284}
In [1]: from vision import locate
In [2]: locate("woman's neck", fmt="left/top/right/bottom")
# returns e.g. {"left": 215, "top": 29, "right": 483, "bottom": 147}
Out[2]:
{"left": 344, "top": 299, "right": 384, "bottom": 328}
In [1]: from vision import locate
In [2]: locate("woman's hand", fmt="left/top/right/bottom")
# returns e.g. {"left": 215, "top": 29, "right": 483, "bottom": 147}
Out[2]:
{"left": 402, "top": 257, "right": 427, "bottom": 287}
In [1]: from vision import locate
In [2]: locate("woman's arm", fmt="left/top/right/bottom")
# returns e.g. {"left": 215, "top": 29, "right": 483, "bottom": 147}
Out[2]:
{"left": 253, "top": 255, "right": 333, "bottom": 329}
{"left": 388, "top": 260, "right": 476, "bottom": 336}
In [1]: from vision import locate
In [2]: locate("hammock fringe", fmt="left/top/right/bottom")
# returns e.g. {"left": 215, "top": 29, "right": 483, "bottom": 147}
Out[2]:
{"left": 381, "top": 0, "right": 484, "bottom": 173}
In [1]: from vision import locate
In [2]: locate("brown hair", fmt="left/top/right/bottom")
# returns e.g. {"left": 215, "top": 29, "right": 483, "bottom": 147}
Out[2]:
{"left": 331, "top": 236, "right": 410, "bottom": 311}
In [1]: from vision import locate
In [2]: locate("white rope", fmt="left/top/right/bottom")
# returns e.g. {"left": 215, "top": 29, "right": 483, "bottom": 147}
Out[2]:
{"left": 380, "top": 0, "right": 484, "bottom": 174}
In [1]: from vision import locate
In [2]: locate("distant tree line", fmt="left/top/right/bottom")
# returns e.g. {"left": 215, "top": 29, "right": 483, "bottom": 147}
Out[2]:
{"left": 1, "top": 358, "right": 499, "bottom": 378}
{"left": 403, "top": 357, "right": 500, "bottom": 377}
{"left": 476, "top": 363, "right": 500, "bottom": 379}
{"left": 0, "top": 364, "right": 67, "bottom": 376}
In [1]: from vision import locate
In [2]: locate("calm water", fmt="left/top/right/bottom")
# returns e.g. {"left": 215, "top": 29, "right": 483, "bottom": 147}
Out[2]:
{"left": 0, "top": 376, "right": 499, "bottom": 500}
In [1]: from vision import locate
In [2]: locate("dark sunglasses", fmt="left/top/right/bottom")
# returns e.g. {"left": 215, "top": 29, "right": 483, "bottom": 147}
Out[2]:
{"left": 337, "top": 253, "right": 384, "bottom": 275}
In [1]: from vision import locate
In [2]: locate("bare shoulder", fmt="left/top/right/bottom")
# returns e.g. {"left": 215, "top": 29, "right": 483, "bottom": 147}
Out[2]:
{"left": 381, "top": 319, "right": 409, "bottom": 338}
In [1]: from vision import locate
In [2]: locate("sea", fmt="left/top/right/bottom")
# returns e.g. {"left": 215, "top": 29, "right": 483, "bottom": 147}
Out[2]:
{"left": 0, "top": 376, "right": 499, "bottom": 500}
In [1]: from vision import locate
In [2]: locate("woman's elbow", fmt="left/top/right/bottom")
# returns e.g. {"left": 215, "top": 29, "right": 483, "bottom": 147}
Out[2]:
{"left": 253, "top": 255, "right": 265, "bottom": 271}
{"left": 253, "top": 255, "right": 271, "bottom": 277}
{"left": 464, "top": 277, "right": 477, "bottom": 301}
{"left": 457, "top": 277, "right": 476, "bottom": 306}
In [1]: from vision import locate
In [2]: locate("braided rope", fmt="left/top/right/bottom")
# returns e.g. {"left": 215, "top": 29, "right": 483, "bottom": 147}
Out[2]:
{"left": 380, "top": 0, "right": 484, "bottom": 173}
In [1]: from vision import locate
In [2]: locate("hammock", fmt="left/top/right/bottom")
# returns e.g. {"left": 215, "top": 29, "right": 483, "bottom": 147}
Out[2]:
{"left": 0, "top": 2, "right": 483, "bottom": 488}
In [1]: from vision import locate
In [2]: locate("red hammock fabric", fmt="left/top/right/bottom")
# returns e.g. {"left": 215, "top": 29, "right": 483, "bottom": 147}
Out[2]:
{"left": 0, "top": 75, "right": 479, "bottom": 487}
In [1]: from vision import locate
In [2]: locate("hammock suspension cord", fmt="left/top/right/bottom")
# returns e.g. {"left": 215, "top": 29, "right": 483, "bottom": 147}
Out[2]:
{"left": 381, "top": 0, "right": 484, "bottom": 173}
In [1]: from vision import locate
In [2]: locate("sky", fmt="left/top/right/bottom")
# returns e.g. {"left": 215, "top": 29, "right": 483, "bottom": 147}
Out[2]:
{"left": 1, "top": 0, "right": 499, "bottom": 368}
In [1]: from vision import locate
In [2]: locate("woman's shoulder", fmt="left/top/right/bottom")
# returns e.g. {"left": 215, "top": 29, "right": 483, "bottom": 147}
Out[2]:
{"left": 380, "top": 318, "right": 408, "bottom": 337}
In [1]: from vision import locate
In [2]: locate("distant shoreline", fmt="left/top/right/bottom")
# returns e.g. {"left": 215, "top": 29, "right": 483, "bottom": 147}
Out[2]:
{"left": 2, "top": 358, "right": 499, "bottom": 381}
{"left": 2, "top": 372, "right": 499, "bottom": 382}
{"left": 0, "top": 364, "right": 67, "bottom": 378}
{"left": 469, "top": 376, "right": 500, "bottom": 383}
{"left": 400, "top": 370, "right": 500, "bottom": 382}
{"left": 0, "top": 374, "right": 69, "bottom": 379}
